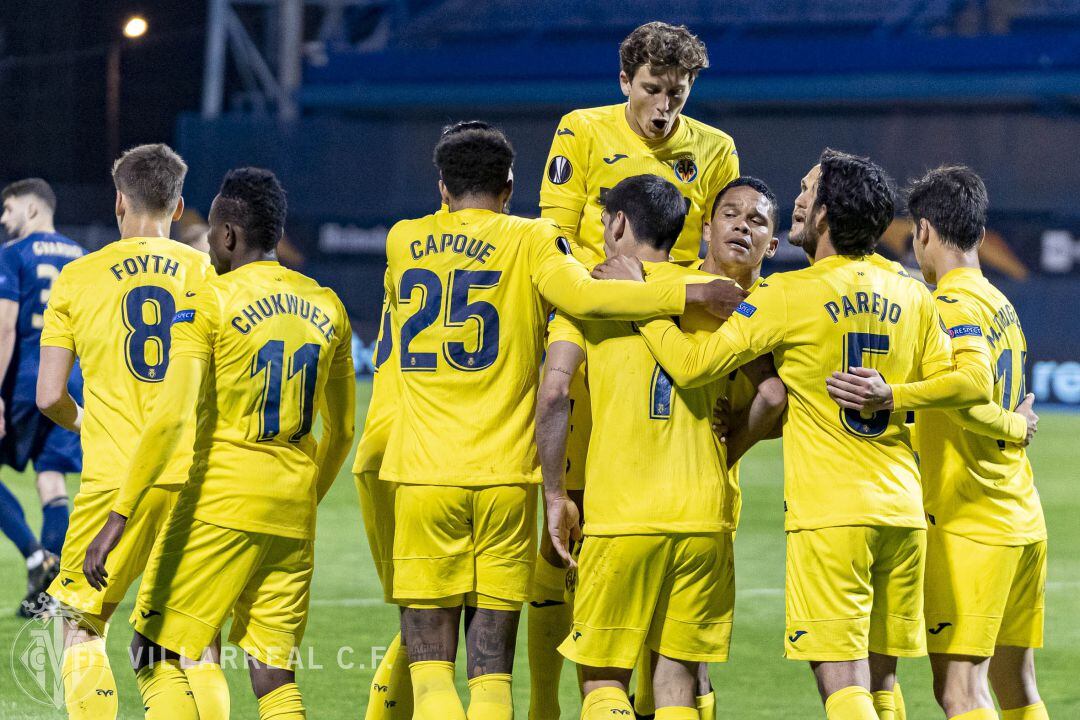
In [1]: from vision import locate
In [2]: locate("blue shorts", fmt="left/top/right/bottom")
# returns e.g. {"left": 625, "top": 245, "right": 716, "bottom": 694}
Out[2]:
{"left": 0, "top": 398, "right": 82, "bottom": 474}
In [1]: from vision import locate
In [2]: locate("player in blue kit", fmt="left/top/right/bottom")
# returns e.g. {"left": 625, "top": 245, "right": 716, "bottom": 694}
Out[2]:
{"left": 0, "top": 178, "right": 85, "bottom": 617}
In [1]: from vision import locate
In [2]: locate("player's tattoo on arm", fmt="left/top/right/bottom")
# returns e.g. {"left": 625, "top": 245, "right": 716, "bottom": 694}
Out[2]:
{"left": 400, "top": 606, "right": 461, "bottom": 663}
{"left": 464, "top": 606, "right": 520, "bottom": 678}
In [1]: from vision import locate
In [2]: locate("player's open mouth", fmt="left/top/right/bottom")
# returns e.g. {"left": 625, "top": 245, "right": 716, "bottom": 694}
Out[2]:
{"left": 651, "top": 118, "right": 668, "bottom": 131}
{"left": 724, "top": 236, "right": 752, "bottom": 252}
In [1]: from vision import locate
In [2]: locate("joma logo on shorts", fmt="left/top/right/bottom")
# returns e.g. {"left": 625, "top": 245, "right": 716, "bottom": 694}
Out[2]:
{"left": 788, "top": 630, "right": 808, "bottom": 643}
{"left": 928, "top": 622, "right": 953, "bottom": 635}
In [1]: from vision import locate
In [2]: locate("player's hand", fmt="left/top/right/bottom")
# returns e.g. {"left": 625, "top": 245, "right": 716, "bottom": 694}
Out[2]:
{"left": 826, "top": 367, "right": 894, "bottom": 412}
{"left": 83, "top": 511, "right": 128, "bottom": 590}
{"left": 591, "top": 256, "right": 645, "bottom": 282}
{"left": 691, "top": 280, "right": 748, "bottom": 320}
{"left": 712, "top": 397, "right": 732, "bottom": 443}
{"left": 1015, "top": 393, "right": 1038, "bottom": 446}
{"left": 544, "top": 491, "right": 582, "bottom": 569}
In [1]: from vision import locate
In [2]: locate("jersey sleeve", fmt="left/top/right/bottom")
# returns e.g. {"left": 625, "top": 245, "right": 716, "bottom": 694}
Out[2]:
{"left": 547, "top": 311, "right": 586, "bottom": 352}
{"left": 0, "top": 246, "right": 21, "bottom": 302}
{"left": 40, "top": 268, "right": 75, "bottom": 351}
{"left": 637, "top": 280, "right": 787, "bottom": 388}
{"left": 530, "top": 222, "right": 685, "bottom": 319}
{"left": 889, "top": 296, "right": 994, "bottom": 411}
{"left": 329, "top": 299, "right": 355, "bottom": 379}
{"left": 169, "top": 286, "right": 221, "bottom": 362}
{"left": 539, "top": 112, "right": 589, "bottom": 240}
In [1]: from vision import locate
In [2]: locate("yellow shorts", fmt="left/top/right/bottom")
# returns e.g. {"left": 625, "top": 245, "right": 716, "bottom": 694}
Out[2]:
{"left": 355, "top": 471, "right": 396, "bottom": 603}
{"left": 785, "top": 526, "right": 926, "bottom": 661}
{"left": 924, "top": 527, "right": 1046, "bottom": 656}
{"left": 49, "top": 486, "right": 179, "bottom": 628}
{"left": 132, "top": 504, "right": 313, "bottom": 669}
{"left": 392, "top": 483, "right": 537, "bottom": 610}
{"left": 560, "top": 533, "right": 735, "bottom": 669}
{"left": 563, "top": 365, "right": 591, "bottom": 492}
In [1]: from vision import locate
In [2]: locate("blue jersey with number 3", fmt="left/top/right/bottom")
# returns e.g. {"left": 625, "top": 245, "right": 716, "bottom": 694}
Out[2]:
{"left": 0, "top": 232, "right": 85, "bottom": 401}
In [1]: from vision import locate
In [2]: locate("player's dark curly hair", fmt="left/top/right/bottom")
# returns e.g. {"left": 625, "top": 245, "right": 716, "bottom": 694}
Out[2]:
{"left": 905, "top": 165, "right": 987, "bottom": 252}
{"left": 215, "top": 167, "right": 287, "bottom": 253}
{"left": 620, "top": 22, "right": 709, "bottom": 81}
{"left": 711, "top": 176, "right": 779, "bottom": 229}
{"left": 434, "top": 121, "right": 514, "bottom": 199}
{"left": 2, "top": 178, "right": 57, "bottom": 212}
{"left": 605, "top": 174, "right": 687, "bottom": 253}
{"left": 815, "top": 148, "right": 895, "bottom": 256}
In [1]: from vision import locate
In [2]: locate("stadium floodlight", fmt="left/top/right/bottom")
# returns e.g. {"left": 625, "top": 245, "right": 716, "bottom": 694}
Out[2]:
{"left": 123, "top": 16, "right": 148, "bottom": 39}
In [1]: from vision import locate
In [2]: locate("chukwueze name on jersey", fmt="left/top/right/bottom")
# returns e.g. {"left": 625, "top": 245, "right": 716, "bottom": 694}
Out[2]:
{"left": 228, "top": 292, "right": 339, "bottom": 341}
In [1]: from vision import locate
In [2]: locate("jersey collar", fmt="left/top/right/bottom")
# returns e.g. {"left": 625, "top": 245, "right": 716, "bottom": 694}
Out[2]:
{"left": 937, "top": 266, "right": 983, "bottom": 287}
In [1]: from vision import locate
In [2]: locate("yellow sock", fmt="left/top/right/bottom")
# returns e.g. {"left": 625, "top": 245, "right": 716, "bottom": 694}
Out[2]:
{"left": 633, "top": 645, "right": 655, "bottom": 716}
{"left": 185, "top": 662, "right": 230, "bottom": 720}
{"left": 61, "top": 638, "right": 118, "bottom": 720}
{"left": 258, "top": 682, "right": 305, "bottom": 719}
{"left": 1002, "top": 703, "right": 1048, "bottom": 720}
{"left": 697, "top": 690, "right": 716, "bottom": 720}
{"left": 527, "top": 555, "right": 571, "bottom": 720}
{"left": 411, "top": 660, "right": 465, "bottom": 720}
{"left": 893, "top": 681, "right": 906, "bottom": 720}
{"left": 952, "top": 710, "right": 998, "bottom": 720}
{"left": 825, "top": 686, "right": 878, "bottom": 720}
{"left": 582, "top": 686, "right": 634, "bottom": 719}
{"left": 656, "top": 707, "right": 699, "bottom": 719}
{"left": 872, "top": 688, "right": 896, "bottom": 720}
{"left": 135, "top": 659, "right": 198, "bottom": 720}
{"left": 367, "top": 633, "right": 414, "bottom": 720}
{"left": 467, "top": 673, "right": 513, "bottom": 720}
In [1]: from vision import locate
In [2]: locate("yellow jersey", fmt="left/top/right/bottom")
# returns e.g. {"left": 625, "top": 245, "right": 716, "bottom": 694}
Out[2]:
{"left": 39, "top": 237, "right": 214, "bottom": 492}
{"left": 539, "top": 104, "right": 739, "bottom": 266}
{"left": 916, "top": 267, "right": 1046, "bottom": 545}
{"left": 380, "top": 208, "right": 687, "bottom": 487}
{"left": 167, "top": 261, "right": 353, "bottom": 539}
{"left": 550, "top": 261, "right": 730, "bottom": 535}
{"left": 637, "top": 254, "right": 970, "bottom": 532}
{"left": 352, "top": 272, "right": 398, "bottom": 476}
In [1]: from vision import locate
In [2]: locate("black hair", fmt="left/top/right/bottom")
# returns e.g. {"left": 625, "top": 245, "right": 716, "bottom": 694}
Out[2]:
{"left": 433, "top": 122, "right": 514, "bottom": 199}
{"left": 815, "top": 148, "right": 895, "bottom": 256}
{"left": 905, "top": 165, "right": 988, "bottom": 252}
{"left": 711, "top": 175, "right": 779, "bottom": 229}
{"left": 2, "top": 178, "right": 57, "bottom": 212}
{"left": 605, "top": 174, "right": 687, "bottom": 252}
{"left": 215, "top": 167, "right": 287, "bottom": 252}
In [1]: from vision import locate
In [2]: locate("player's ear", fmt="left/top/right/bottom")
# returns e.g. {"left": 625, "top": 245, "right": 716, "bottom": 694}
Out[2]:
{"left": 172, "top": 196, "right": 185, "bottom": 222}
{"left": 619, "top": 70, "right": 632, "bottom": 98}
{"left": 437, "top": 179, "right": 450, "bottom": 207}
{"left": 765, "top": 235, "right": 779, "bottom": 258}
{"left": 114, "top": 191, "right": 125, "bottom": 218}
{"left": 701, "top": 220, "right": 712, "bottom": 246}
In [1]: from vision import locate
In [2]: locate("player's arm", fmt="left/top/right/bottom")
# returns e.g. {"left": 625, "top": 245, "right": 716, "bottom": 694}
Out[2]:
{"left": 827, "top": 301, "right": 994, "bottom": 413}
{"left": 723, "top": 355, "right": 787, "bottom": 465}
{"left": 539, "top": 112, "right": 588, "bottom": 241}
{"left": 36, "top": 347, "right": 82, "bottom": 433}
{"left": 637, "top": 284, "right": 786, "bottom": 389}
{"left": 0, "top": 299, "right": 16, "bottom": 437}
{"left": 536, "top": 320, "right": 585, "bottom": 567}
{"left": 83, "top": 354, "right": 208, "bottom": 590}
{"left": 315, "top": 313, "right": 357, "bottom": 503}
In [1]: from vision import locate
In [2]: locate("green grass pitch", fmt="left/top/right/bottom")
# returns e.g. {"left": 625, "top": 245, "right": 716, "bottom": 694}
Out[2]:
{"left": 0, "top": 379, "right": 1077, "bottom": 717}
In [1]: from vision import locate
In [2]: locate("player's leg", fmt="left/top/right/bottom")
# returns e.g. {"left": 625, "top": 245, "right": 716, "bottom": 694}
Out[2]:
{"left": 528, "top": 493, "right": 575, "bottom": 720}
{"left": 0, "top": 478, "right": 58, "bottom": 616}
{"left": 393, "top": 483, "right": 476, "bottom": 719}
{"left": 786, "top": 527, "right": 878, "bottom": 719}
{"left": 580, "top": 665, "right": 635, "bottom": 718}
{"left": 988, "top": 540, "right": 1048, "bottom": 720}
{"left": 869, "top": 652, "right": 900, "bottom": 719}
{"left": 466, "top": 483, "right": 537, "bottom": 720}
{"left": 36, "top": 471, "right": 70, "bottom": 557}
{"left": 356, "top": 471, "right": 413, "bottom": 719}
{"left": 695, "top": 662, "right": 714, "bottom": 720}
{"left": 60, "top": 609, "right": 119, "bottom": 720}
{"left": 186, "top": 635, "right": 231, "bottom": 720}
{"left": 248, "top": 654, "right": 305, "bottom": 720}
{"left": 929, "top": 654, "right": 995, "bottom": 718}
{"left": 130, "top": 630, "right": 199, "bottom": 719}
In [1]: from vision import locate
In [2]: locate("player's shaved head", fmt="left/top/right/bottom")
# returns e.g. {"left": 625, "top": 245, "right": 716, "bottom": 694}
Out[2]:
{"left": 905, "top": 166, "right": 987, "bottom": 252}
{"left": 213, "top": 167, "right": 287, "bottom": 253}
{"left": 2, "top": 178, "right": 56, "bottom": 213}
{"left": 604, "top": 174, "right": 686, "bottom": 253}
{"left": 620, "top": 22, "right": 709, "bottom": 81}
{"left": 815, "top": 148, "right": 894, "bottom": 256}
{"left": 434, "top": 122, "right": 514, "bottom": 200}
{"left": 111, "top": 143, "right": 187, "bottom": 214}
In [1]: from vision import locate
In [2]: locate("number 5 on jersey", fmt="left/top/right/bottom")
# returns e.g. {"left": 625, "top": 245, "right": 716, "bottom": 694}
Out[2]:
{"left": 399, "top": 268, "right": 502, "bottom": 372}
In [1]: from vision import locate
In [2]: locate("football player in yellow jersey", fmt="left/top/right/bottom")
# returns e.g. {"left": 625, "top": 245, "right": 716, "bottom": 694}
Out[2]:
{"left": 382, "top": 123, "right": 743, "bottom": 720}
{"left": 33, "top": 144, "right": 224, "bottom": 720}
{"left": 83, "top": 168, "right": 355, "bottom": 720}
{"left": 834, "top": 167, "right": 1048, "bottom": 720}
{"left": 531, "top": 25, "right": 739, "bottom": 717}
{"left": 629, "top": 150, "right": 996, "bottom": 720}
{"left": 536, "top": 175, "right": 785, "bottom": 720}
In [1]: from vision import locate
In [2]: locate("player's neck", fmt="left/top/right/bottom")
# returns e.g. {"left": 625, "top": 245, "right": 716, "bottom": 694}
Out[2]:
{"left": 935, "top": 251, "right": 981, "bottom": 281}
{"left": 812, "top": 234, "right": 839, "bottom": 263}
{"left": 701, "top": 256, "right": 758, "bottom": 289}
{"left": 16, "top": 220, "right": 55, "bottom": 240}
{"left": 447, "top": 195, "right": 503, "bottom": 214}
{"left": 119, "top": 214, "right": 172, "bottom": 240}
{"left": 230, "top": 248, "right": 277, "bottom": 272}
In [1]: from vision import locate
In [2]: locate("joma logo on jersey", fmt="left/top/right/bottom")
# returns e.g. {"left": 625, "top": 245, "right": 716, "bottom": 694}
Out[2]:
{"left": 672, "top": 156, "right": 698, "bottom": 183}
{"left": 928, "top": 622, "right": 953, "bottom": 635}
{"left": 603, "top": 153, "right": 628, "bottom": 165}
